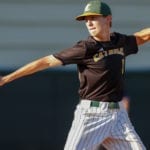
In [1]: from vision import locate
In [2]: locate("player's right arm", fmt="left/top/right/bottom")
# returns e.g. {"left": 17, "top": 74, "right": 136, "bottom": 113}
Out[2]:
{"left": 0, "top": 55, "right": 62, "bottom": 86}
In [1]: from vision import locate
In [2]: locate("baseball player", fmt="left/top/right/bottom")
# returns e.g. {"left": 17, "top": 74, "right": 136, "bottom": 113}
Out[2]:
{"left": 0, "top": 0, "right": 150, "bottom": 149}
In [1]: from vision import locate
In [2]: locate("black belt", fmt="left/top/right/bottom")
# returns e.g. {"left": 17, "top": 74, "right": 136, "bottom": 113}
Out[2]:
{"left": 90, "top": 101, "right": 119, "bottom": 109}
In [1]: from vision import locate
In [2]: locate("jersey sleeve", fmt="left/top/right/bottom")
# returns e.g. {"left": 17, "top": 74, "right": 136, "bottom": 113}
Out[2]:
{"left": 123, "top": 35, "right": 139, "bottom": 56}
{"left": 53, "top": 41, "right": 86, "bottom": 65}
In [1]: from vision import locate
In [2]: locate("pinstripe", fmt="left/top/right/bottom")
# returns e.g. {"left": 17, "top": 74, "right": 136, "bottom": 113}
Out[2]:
{"left": 77, "top": 108, "right": 116, "bottom": 150}
{"left": 72, "top": 108, "right": 88, "bottom": 149}
{"left": 64, "top": 105, "right": 87, "bottom": 150}
{"left": 70, "top": 113, "right": 84, "bottom": 149}
{"left": 82, "top": 108, "right": 97, "bottom": 149}
{"left": 79, "top": 109, "right": 94, "bottom": 149}
{"left": 86, "top": 108, "right": 99, "bottom": 149}
{"left": 118, "top": 111, "right": 134, "bottom": 149}
{"left": 87, "top": 108, "right": 99, "bottom": 148}
{"left": 96, "top": 113, "right": 112, "bottom": 142}
{"left": 89, "top": 108, "right": 109, "bottom": 148}
{"left": 85, "top": 108, "right": 107, "bottom": 149}
{"left": 107, "top": 110, "right": 146, "bottom": 150}
{"left": 77, "top": 107, "right": 105, "bottom": 149}
{"left": 64, "top": 101, "right": 146, "bottom": 150}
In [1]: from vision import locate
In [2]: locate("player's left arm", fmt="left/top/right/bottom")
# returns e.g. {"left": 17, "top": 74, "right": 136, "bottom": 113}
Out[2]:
{"left": 0, "top": 55, "right": 62, "bottom": 86}
{"left": 134, "top": 28, "right": 150, "bottom": 45}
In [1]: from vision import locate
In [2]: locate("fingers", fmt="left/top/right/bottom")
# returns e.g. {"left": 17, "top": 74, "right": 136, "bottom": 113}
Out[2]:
{"left": 0, "top": 76, "right": 6, "bottom": 86}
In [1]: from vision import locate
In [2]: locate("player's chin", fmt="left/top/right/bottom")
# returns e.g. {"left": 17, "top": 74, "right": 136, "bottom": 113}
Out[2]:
{"left": 89, "top": 31, "right": 98, "bottom": 37}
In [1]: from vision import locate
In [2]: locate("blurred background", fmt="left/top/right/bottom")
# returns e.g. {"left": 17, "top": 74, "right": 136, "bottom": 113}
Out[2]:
{"left": 0, "top": 0, "right": 149, "bottom": 149}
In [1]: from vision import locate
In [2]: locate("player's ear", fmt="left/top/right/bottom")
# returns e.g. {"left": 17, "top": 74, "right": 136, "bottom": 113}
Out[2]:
{"left": 108, "top": 15, "right": 112, "bottom": 27}
{"left": 106, "top": 15, "right": 112, "bottom": 27}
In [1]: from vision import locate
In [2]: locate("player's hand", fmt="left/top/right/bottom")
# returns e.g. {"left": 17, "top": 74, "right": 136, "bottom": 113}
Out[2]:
{"left": 0, "top": 76, "right": 6, "bottom": 86}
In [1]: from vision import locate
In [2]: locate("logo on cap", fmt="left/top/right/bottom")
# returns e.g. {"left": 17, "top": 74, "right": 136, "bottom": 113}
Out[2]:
{"left": 84, "top": 4, "right": 92, "bottom": 12}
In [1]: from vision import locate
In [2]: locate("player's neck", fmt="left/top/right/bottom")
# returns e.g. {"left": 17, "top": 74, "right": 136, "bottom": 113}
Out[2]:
{"left": 93, "top": 29, "right": 111, "bottom": 42}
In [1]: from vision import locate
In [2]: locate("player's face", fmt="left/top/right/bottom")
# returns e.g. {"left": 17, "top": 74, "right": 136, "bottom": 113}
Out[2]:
{"left": 85, "top": 15, "right": 111, "bottom": 41}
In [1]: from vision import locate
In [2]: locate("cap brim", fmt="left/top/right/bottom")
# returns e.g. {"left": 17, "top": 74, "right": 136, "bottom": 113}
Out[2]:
{"left": 75, "top": 12, "right": 102, "bottom": 21}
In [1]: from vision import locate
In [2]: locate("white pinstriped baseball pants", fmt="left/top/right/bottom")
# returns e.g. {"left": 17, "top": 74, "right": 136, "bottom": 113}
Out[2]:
{"left": 64, "top": 100, "right": 146, "bottom": 150}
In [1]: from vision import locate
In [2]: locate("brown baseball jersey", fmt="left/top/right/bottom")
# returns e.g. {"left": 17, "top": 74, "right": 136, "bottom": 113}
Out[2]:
{"left": 53, "top": 32, "right": 138, "bottom": 102}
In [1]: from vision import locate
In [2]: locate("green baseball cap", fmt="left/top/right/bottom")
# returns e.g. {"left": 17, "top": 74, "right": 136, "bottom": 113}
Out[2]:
{"left": 76, "top": 0, "right": 112, "bottom": 21}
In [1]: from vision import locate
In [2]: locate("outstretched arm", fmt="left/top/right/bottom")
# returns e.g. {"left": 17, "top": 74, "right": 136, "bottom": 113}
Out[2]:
{"left": 134, "top": 28, "right": 150, "bottom": 45}
{"left": 0, "top": 55, "right": 62, "bottom": 86}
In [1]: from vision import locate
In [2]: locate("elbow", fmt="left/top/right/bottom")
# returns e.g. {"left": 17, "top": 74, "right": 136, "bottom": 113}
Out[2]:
{"left": 45, "top": 55, "right": 63, "bottom": 68}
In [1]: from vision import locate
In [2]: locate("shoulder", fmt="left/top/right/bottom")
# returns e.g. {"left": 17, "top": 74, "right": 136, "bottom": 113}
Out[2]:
{"left": 76, "top": 36, "right": 97, "bottom": 45}
{"left": 111, "top": 32, "right": 136, "bottom": 45}
{"left": 111, "top": 32, "right": 126, "bottom": 41}
{"left": 75, "top": 36, "right": 100, "bottom": 50}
